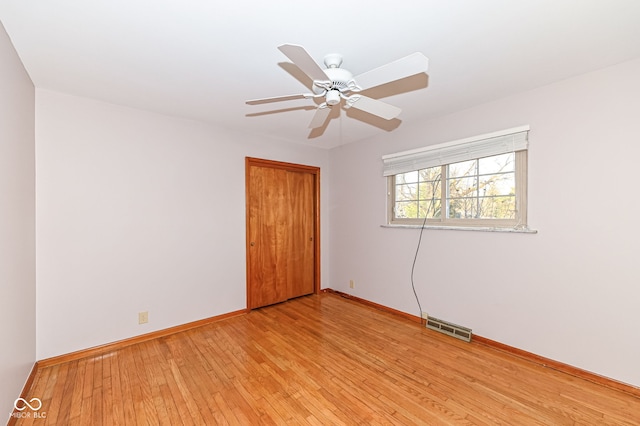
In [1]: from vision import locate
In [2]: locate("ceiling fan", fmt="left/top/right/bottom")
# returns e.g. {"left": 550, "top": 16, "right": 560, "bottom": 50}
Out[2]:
{"left": 246, "top": 44, "right": 429, "bottom": 129}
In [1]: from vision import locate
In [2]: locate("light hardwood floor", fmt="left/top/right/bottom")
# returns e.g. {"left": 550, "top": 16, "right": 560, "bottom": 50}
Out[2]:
{"left": 13, "top": 293, "right": 640, "bottom": 425}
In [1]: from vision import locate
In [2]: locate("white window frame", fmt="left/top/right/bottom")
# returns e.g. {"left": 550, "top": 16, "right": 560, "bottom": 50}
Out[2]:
{"left": 383, "top": 126, "right": 530, "bottom": 230}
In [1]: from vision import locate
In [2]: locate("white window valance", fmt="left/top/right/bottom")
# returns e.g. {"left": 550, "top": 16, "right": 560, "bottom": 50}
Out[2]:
{"left": 382, "top": 125, "right": 529, "bottom": 177}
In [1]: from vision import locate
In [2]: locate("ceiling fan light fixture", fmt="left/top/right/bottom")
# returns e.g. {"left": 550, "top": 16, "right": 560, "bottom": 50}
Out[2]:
{"left": 326, "top": 89, "right": 341, "bottom": 106}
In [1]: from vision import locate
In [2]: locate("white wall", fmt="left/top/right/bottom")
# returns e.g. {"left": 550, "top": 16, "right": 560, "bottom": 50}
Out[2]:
{"left": 329, "top": 58, "right": 640, "bottom": 387}
{"left": 0, "top": 21, "right": 36, "bottom": 417}
{"left": 35, "top": 89, "right": 330, "bottom": 359}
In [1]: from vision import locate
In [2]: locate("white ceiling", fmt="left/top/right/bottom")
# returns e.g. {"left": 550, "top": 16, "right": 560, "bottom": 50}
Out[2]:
{"left": 2, "top": 1, "right": 640, "bottom": 148}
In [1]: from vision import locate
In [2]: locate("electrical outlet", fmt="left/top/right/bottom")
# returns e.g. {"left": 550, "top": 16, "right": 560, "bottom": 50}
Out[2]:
{"left": 349, "top": 280, "right": 354, "bottom": 289}
{"left": 138, "top": 311, "right": 149, "bottom": 324}
{"left": 421, "top": 312, "right": 429, "bottom": 320}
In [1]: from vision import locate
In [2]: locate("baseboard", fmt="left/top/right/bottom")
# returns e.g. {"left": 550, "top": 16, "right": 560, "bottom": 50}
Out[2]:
{"left": 472, "top": 335, "right": 640, "bottom": 399}
{"left": 322, "top": 289, "right": 425, "bottom": 325}
{"left": 37, "top": 308, "right": 247, "bottom": 368}
{"left": 323, "top": 288, "right": 640, "bottom": 399}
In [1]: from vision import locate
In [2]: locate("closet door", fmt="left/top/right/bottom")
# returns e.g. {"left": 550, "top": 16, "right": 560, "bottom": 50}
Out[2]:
{"left": 286, "top": 170, "right": 315, "bottom": 299}
{"left": 246, "top": 158, "right": 319, "bottom": 309}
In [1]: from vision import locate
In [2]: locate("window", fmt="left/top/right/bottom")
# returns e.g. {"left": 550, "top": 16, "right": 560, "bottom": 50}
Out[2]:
{"left": 384, "top": 127, "right": 529, "bottom": 229}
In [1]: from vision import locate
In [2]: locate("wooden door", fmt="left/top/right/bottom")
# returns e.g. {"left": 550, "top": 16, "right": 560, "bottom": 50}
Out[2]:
{"left": 285, "top": 170, "right": 315, "bottom": 298}
{"left": 246, "top": 158, "right": 319, "bottom": 309}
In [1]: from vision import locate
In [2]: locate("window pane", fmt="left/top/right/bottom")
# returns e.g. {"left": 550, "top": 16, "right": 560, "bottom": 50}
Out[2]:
{"left": 448, "top": 197, "right": 477, "bottom": 218}
{"left": 449, "top": 159, "right": 476, "bottom": 178}
{"left": 447, "top": 159, "right": 479, "bottom": 220}
{"left": 477, "top": 195, "right": 516, "bottom": 219}
{"left": 448, "top": 176, "right": 478, "bottom": 199}
{"left": 393, "top": 166, "right": 442, "bottom": 220}
{"left": 445, "top": 153, "right": 518, "bottom": 220}
{"left": 395, "top": 199, "right": 442, "bottom": 219}
{"left": 395, "top": 183, "right": 418, "bottom": 202}
{"left": 395, "top": 201, "right": 419, "bottom": 218}
{"left": 396, "top": 170, "right": 419, "bottom": 184}
{"left": 418, "top": 180, "right": 440, "bottom": 201}
{"left": 420, "top": 199, "right": 442, "bottom": 219}
{"left": 479, "top": 153, "right": 514, "bottom": 174}
{"left": 419, "top": 167, "right": 441, "bottom": 182}
{"left": 480, "top": 172, "right": 515, "bottom": 197}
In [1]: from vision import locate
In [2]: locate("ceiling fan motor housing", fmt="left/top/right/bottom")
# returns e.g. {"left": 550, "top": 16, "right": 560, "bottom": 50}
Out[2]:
{"left": 313, "top": 66, "right": 355, "bottom": 97}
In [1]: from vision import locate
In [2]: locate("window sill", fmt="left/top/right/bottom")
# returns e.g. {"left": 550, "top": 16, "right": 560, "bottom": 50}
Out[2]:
{"left": 381, "top": 224, "right": 538, "bottom": 234}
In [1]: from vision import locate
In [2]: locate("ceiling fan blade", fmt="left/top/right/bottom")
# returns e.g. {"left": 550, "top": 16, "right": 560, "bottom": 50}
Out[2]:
{"left": 345, "top": 95, "right": 401, "bottom": 120}
{"left": 278, "top": 44, "right": 329, "bottom": 82}
{"left": 246, "top": 93, "right": 313, "bottom": 105}
{"left": 354, "top": 52, "right": 429, "bottom": 91}
{"left": 246, "top": 105, "right": 317, "bottom": 117}
{"left": 308, "top": 105, "right": 331, "bottom": 129}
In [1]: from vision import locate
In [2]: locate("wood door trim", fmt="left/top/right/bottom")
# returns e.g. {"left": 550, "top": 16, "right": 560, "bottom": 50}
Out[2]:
{"left": 246, "top": 157, "right": 321, "bottom": 173}
{"left": 245, "top": 157, "right": 321, "bottom": 310}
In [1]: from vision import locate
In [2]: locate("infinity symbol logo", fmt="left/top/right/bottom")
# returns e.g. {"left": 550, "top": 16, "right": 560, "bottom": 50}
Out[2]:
{"left": 14, "top": 397, "right": 42, "bottom": 411}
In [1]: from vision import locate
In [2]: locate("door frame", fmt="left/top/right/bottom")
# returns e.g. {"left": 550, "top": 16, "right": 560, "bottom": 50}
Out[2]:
{"left": 245, "top": 157, "right": 321, "bottom": 310}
